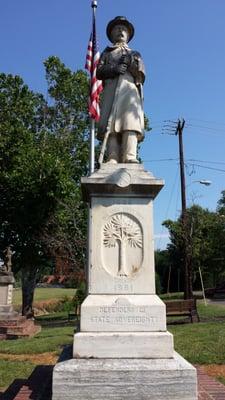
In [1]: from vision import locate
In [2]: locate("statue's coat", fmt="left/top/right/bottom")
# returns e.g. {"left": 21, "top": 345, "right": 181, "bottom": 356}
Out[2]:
{"left": 97, "top": 46, "right": 145, "bottom": 142}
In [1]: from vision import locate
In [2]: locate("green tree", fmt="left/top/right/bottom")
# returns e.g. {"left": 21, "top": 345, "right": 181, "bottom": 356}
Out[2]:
{"left": 217, "top": 190, "right": 225, "bottom": 215}
{"left": 163, "top": 204, "right": 225, "bottom": 296}
{"left": 0, "top": 58, "right": 90, "bottom": 317}
{"left": 41, "top": 57, "right": 90, "bottom": 273}
{"left": 155, "top": 250, "right": 170, "bottom": 293}
{"left": 215, "top": 191, "right": 225, "bottom": 282}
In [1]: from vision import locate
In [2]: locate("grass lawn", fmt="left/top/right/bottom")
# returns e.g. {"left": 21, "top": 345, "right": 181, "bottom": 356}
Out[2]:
{"left": 218, "top": 376, "right": 225, "bottom": 385}
{"left": 160, "top": 292, "right": 186, "bottom": 300}
{"left": 198, "top": 301, "right": 225, "bottom": 320}
{"left": 165, "top": 299, "right": 225, "bottom": 364}
{"left": 169, "top": 321, "right": 225, "bottom": 364}
{"left": 0, "top": 326, "right": 74, "bottom": 355}
{"left": 0, "top": 359, "right": 34, "bottom": 390}
{"left": 13, "top": 287, "right": 76, "bottom": 306}
{"left": 36, "top": 311, "right": 71, "bottom": 322}
{"left": 0, "top": 325, "right": 74, "bottom": 389}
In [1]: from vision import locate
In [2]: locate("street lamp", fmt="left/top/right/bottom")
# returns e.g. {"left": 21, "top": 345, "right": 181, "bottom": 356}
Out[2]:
{"left": 196, "top": 180, "right": 212, "bottom": 186}
{"left": 186, "top": 180, "right": 212, "bottom": 188}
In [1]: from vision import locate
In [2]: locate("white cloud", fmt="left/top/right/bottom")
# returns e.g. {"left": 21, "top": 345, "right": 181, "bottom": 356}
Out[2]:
{"left": 154, "top": 233, "right": 170, "bottom": 250}
{"left": 154, "top": 233, "right": 170, "bottom": 239}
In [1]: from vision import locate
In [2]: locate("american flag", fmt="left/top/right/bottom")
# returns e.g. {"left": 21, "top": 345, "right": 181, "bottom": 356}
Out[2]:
{"left": 85, "top": 10, "right": 103, "bottom": 121}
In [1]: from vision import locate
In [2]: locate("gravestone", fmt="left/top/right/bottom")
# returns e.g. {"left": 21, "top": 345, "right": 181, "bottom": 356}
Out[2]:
{"left": 0, "top": 247, "right": 41, "bottom": 340}
{"left": 0, "top": 272, "right": 15, "bottom": 317}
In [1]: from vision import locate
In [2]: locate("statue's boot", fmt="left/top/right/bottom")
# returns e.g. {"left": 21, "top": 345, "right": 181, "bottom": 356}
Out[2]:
{"left": 122, "top": 131, "right": 139, "bottom": 163}
{"left": 107, "top": 133, "right": 120, "bottom": 163}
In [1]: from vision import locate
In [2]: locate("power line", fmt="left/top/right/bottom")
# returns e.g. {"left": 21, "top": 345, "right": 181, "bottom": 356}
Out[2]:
{"left": 186, "top": 123, "right": 225, "bottom": 134}
{"left": 188, "top": 118, "right": 225, "bottom": 127}
{"left": 150, "top": 120, "right": 165, "bottom": 124}
{"left": 150, "top": 118, "right": 225, "bottom": 132}
{"left": 186, "top": 163, "right": 225, "bottom": 173}
{"left": 161, "top": 119, "right": 178, "bottom": 135}
{"left": 143, "top": 158, "right": 225, "bottom": 165}
{"left": 187, "top": 158, "right": 225, "bottom": 166}
{"left": 185, "top": 128, "right": 223, "bottom": 137}
{"left": 149, "top": 123, "right": 225, "bottom": 136}
{"left": 155, "top": 165, "right": 179, "bottom": 249}
{"left": 144, "top": 158, "right": 178, "bottom": 163}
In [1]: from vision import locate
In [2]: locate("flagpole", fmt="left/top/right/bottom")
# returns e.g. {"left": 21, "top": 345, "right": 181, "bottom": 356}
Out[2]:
{"left": 90, "top": 118, "right": 95, "bottom": 174}
{"left": 89, "top": 0, "right": 98, "bottom": 175}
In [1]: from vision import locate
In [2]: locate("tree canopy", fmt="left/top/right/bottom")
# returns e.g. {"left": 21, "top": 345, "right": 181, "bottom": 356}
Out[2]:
{"left": 160, "top": 198, "right": 225, "bottom": 295}
{"left": 0, "top": 57, "right": 90, "bottom": 316}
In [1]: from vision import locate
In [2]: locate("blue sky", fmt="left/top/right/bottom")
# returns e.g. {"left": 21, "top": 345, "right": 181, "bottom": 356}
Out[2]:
{"left": 1, "top": 1, "right": 225, "bottom": 249}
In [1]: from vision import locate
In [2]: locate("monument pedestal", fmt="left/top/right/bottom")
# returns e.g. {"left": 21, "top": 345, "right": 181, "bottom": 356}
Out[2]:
{"left": 53, "top": 353, "right": 197, "bottom": 400}
{"left": 52, "top": 164, "right": 197, "bottom": 399}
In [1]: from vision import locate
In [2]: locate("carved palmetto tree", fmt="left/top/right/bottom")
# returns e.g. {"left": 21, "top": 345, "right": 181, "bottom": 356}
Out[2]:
{"left": 103, "top": 214, "right": 142, "bottom": 276}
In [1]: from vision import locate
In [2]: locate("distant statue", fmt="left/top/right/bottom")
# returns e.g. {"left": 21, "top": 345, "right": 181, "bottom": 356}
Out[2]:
{"left": 97, "top": 16, "right": 145, "bottom": 164}
{"left": 1, "top": 246, "right": 13, "bottom": 274}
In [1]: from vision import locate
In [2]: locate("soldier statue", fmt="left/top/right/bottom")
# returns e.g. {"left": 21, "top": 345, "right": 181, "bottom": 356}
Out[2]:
{"left": 97, "top": 16, "right": 145, "bottom": 164}
{"left": 0, "top": 246, "right": 13, "bottom": 274}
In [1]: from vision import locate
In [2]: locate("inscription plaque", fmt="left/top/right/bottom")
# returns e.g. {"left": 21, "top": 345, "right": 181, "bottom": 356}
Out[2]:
{"left": 80, "top": 296, "right": 166, "bottom": 332}
{"left": 91, "top": 314, "right": 158, "bottom": 325}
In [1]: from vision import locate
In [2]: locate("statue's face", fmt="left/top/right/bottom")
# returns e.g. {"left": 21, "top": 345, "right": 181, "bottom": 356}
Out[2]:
{"left": 111, "top": 24, "right": 129, "bottom": 44}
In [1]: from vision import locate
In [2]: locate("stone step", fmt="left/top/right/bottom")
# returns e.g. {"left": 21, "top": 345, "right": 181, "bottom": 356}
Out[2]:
{"left": 73, "top": 331, "right": 174, "bottom": 358}
{"left": 0, "top": 333, "right": 7, "bottom": 339}
{"left": 7, "top": 321, "right": 41, "bottom": 336}
{"left": 0, "top": 316, "right": 25, "bottom": 327}
{"left": 0, "top": 318, "right": 41, "bottom": 339}
{"left": 0, "top": 305, "right": 14, "bottom": 313}
{"left": 52, "top": 352, "right": 197, "bottom": 400}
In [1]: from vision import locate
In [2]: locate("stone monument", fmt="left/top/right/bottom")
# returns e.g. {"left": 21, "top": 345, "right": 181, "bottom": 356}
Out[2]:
{"left": 52, "top": 16, "right": 197, "bottom": 400}
{"left": 0, "top": 247, "right": 15, "bottom": 320}
{"left": 0, "top": 247, "right": 41, "bottom": 339}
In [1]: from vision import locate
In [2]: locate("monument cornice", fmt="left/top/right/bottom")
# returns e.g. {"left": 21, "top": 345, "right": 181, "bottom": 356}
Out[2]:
{"left": 81, "top": 164, "right": 164, "bottom": 202}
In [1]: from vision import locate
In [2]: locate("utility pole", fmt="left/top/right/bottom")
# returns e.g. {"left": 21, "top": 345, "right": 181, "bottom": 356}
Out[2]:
{"left": 176, "top": 119, "right": 186, "bottom": 216}
{"left": 175, "top": 119, "right": 193, "bottom": 299}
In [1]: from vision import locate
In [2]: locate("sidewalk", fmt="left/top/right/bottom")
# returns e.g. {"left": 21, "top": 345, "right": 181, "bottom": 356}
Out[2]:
{"left": 0, "top": 365, "right": 52, "bottom": 400}
{"left": 1, "top": 365, "right": 225, "bottom": 400}
{"left": 197, "top": 366, "right": 225, "bottom": 400}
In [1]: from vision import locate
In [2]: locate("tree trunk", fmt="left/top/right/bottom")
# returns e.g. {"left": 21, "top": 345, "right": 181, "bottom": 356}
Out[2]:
{"left": 118, "top": 240, "right": 127, "bottom": 276}
{"left": 21, "top": 266, "right": 37, "bottom": 318}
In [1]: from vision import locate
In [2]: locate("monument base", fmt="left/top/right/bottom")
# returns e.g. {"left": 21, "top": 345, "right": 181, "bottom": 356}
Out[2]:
{"left": 0, "top": 272, "right": 41, "bottom": 339}
{"left": 73, "top": 331, "right": 173, "bottom": 358}
{"left": 52, "top": 351, "right": 197, "bottom": 400}
{"left": 0, "top": 313, "right": 41, "bottom": 340}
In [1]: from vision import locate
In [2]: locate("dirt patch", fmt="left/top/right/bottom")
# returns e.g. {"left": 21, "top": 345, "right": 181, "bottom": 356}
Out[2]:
{"left": 203, "top": 364, "right": 225, "bottom": 379}
{"left": 14, "top": 298, "right": 71, "bottom": 316}
{"left": 33, "top": 299, "right": 63, "bottom": 316}
{"left": 0, "top": 351, "right": 58, "bottom": 365}
{"left": 33, "top": 299, "right": 61, "bottom": 308}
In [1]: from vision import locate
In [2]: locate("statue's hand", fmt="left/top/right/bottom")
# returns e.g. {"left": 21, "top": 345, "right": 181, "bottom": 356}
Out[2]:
{"left": 120, "top": 54, "right": 131, "bottom": 66}
{"left": 115, "top": 63, "right": 127, "bottom": 74}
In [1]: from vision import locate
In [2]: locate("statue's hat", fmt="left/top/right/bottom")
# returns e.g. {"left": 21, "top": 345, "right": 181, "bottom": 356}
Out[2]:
{"left": 107, "top": 16, "right": 135, "bottom": 43}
